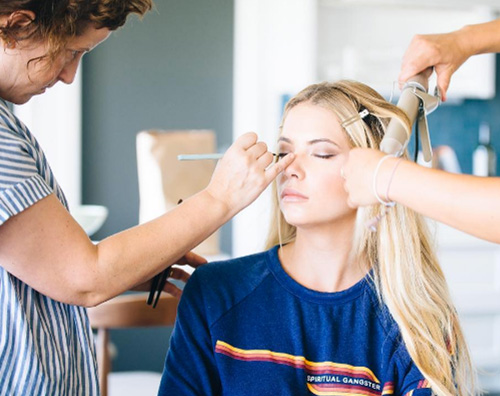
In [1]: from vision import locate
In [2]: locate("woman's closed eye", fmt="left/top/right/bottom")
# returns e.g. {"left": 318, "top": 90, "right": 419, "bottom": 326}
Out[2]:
{"left": 313, "top": 153, "right": 336, "bottom": 159}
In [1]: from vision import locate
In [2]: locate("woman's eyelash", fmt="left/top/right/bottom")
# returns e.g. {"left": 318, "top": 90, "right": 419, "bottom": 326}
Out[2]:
{"left": 276, "top": 152, "right": 335, "bottom": 159}
{"left": 314, "top": 154, "right": 335, "bottom": 159}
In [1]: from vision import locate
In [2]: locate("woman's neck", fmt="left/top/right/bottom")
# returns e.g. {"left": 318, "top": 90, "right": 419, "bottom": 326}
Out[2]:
{"left": 278, "top": 220, "right": 367, "bottom": 293}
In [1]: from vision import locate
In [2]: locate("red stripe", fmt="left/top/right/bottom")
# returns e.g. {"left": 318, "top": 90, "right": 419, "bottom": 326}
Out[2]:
{"left": 215, "top": 345, "right": 374, "bottom": 380}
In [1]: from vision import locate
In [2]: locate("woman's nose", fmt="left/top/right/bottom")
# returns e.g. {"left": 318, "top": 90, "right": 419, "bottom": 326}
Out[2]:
{"left": 58, "top": 59, "right": 80, "bottom": 85}
{"left": 283, "top": 153, "right": 304, "bottom": 179}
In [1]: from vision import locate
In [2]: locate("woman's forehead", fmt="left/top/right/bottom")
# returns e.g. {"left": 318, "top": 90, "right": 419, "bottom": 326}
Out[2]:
{"left": 280, "top": 103, "right": 346, "bottom": 143}
{"left": 68, "top": 26, "right": 111, "bottom": 50}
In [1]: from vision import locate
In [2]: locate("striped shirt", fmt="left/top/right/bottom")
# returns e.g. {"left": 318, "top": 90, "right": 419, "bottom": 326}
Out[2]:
{"left": 0, "top": 99, "right": 99, "bottom": 395}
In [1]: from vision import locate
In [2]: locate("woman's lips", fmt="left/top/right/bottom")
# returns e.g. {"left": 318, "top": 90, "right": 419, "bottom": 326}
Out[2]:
{"left": 280, "top": 188, "right": 309, "bottom": 202}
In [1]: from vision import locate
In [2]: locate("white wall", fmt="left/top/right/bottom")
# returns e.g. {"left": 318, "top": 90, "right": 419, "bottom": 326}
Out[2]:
{"left": 233, "top": 0, "right": 317, "bottom": 256}
{"left": 14, "top": 69, "right": 82, "bottom": 208}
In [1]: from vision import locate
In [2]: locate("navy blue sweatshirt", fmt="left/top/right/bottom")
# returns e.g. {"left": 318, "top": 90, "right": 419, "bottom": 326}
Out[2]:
{"left": 159, "top": 246, "right": 433, "bottom": 396}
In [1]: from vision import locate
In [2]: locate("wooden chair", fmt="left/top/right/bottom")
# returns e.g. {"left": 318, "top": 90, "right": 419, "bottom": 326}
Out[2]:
{"left": 87, "top": 293, "right": 178, "bottom": 396}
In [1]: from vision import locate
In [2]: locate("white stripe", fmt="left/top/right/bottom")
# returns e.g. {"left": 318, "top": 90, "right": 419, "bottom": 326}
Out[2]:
{"left": 0, "top": 156, "right": 37, "bottom": 169}
{"left": 11, "top": 283, "right": 31, "bottom": 394}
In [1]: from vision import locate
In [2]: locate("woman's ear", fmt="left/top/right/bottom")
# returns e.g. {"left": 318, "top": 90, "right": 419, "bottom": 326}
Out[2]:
{"left": 2, "top": 10, "right": 37, "bottom": 48}
{"left": 7, "top": 10, "right": 36, "bottom": 29}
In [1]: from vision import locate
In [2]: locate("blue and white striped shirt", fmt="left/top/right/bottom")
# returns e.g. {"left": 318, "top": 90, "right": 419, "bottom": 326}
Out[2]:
{"left": 0, "top": 99, "right": 99, "bottom": 395}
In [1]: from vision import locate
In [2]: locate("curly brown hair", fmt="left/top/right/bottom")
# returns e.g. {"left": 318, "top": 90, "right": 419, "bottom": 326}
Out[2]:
{"left": 0, "top": 0, "right": 153, "bottom": 57}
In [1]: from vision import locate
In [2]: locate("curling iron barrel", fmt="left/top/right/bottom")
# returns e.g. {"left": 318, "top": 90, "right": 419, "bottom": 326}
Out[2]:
{"left": 380, "top": 68, "right": 435, "bottom": 156}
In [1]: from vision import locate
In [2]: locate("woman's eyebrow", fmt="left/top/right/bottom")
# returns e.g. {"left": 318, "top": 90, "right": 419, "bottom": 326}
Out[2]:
{"left": 308, "top": 138, "right": 340, "bottom": 148}
{"left": 278, "top": 137, "right": 340, "bottom": 148}
{"left": 277, "top": 136, "right": 292, "bottom": 143}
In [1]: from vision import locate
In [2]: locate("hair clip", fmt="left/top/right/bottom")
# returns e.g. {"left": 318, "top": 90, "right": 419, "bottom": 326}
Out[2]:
{"left": 341, "top": 108, "right": 370, "bottom": 128}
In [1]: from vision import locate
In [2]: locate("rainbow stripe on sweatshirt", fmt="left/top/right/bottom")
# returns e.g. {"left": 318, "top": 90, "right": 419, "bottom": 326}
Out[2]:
{"left": 215, "top": 340, "right": 431, "bottom": 396}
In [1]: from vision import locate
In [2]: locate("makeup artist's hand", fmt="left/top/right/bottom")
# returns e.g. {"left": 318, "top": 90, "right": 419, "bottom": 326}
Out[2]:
{"left": 342, "top": 148, "right": 389, "bottom": 207}
{"left": 133, "top": 251, "right": 207, "bottom": 298}
{"left": 206, "top": 132, "right": 294, "bottom": 215}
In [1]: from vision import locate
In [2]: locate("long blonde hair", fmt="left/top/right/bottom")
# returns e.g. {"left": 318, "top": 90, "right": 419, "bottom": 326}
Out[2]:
{"left": 266, "top": 81, "right": 475, "bottom": 396}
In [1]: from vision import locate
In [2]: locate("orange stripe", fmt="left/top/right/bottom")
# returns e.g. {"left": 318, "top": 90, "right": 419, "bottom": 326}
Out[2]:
{"left": 381, "top": 382, "right": 394, "bottom": 395}
{"left": 215, "top": 340, "right": 380, "bottom": 383}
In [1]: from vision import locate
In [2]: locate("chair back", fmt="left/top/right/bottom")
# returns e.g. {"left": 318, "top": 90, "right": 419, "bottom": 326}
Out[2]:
{"left": 136, "top": 129, "right": 220, "bottom": 255}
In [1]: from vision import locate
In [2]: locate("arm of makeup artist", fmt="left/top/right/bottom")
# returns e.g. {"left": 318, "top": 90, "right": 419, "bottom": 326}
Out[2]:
{"left": 342, "top": 19, "right": 500, "bottom": 244}
{"left": 0, "top": 133, "right": 294, "bottom": 307}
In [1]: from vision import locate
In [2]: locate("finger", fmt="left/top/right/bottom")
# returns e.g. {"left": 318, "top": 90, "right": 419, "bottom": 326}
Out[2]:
{"left": 162, "top": 282, "right": 182, "bottom": 299}
{"left": 168, "top": 267, "right": 191, "bottom": 283}
{"left": 234, "top": 132, "right": 258, "bottom": 151}
{"left": 436, "top": 70, "right": 452, "bottom": 102}
{"left": 246, "top": 141, "right": 268, "bottom": 159}
{"left": 177, "top": 251, "right": 207, "bottom": 267}
{"left": 398, "top": 66, "right": 417, "bottom": 86}
{"left": 399, "top": 61, "right": 426, "bottom": 87}
{"left": 257, "top": 151, "right": 274, "bottom": 169}
{"left": 264, "top": 153, "right": 294, "bottom": 182}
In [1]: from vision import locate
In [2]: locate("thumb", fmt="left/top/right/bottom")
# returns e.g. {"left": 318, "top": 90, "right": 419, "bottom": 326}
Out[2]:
{"left": 436, "top": 69, "right": 452, "bottom": 102}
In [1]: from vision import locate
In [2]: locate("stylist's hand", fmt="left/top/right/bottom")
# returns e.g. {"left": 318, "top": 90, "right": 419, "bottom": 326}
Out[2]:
{"left": 133, "top": 251, "right": 207, "bottom": 298}
{"left": 399, "top": 31, "right": 470, "bottom": 102}
{"left": 342, "top": 148, "right": 387, "bottom": 208}
{"left": 206, "top": 132, "right": 294, "bottom": 215}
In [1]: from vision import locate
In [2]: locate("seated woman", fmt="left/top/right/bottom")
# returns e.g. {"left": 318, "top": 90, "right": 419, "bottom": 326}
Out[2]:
{"left": 158, "top": 81, "right": 475, "bottom": 396}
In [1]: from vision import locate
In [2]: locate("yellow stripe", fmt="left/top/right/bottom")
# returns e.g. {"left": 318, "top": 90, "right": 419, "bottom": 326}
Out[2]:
{"left": 216, "top": 340, "right": 380, "bottom": 383}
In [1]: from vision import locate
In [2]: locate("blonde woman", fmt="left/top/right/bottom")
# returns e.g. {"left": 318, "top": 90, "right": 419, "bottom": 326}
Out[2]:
{"left": 159, "top": 81, "right": 475, "bottom": 396}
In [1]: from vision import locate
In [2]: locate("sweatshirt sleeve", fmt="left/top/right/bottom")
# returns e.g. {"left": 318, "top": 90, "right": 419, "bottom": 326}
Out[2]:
{"left": 399, "top": 360, "right": 434, "bottom": 396}
{"left": 158, "top": 269, "right": 221, "bottom": 396}
{"left": 401, "top": 379, "right": 433, "bottom": 396}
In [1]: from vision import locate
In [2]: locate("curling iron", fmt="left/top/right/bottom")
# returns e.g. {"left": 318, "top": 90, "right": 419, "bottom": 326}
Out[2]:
{"left": 380, "top": 68, "right": 441, "bottom": 162}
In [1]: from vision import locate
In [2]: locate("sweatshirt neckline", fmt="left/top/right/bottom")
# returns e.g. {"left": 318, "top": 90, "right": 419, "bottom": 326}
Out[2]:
{"left": 266, "top": 245, "right": 368, "bottom": 305}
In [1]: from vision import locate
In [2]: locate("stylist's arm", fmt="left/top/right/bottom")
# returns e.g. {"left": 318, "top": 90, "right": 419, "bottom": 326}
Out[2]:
{"left": 0, "top": 132, "right": 293, "bottom": 307}
{"left": 342, "top": 18, "right": 500, "bottom": 245}
{"left": 343, "top": 148, "right": 500, "bottom": 244}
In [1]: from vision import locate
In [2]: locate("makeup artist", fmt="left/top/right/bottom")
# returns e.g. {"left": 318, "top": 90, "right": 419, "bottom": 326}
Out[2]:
{"left": 0, "top": 1, "right": 294, "bottom": 393}
{"left": 342, "top": 18, "right": 500, "bottom": 244}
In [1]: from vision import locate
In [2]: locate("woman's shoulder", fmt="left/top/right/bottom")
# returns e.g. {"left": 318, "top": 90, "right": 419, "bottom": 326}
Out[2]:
{"left": 183, "top": 248, "right": 276, "bottom": 314}
{"left": 193, "top": 248, "right": 274, "bottom": 288}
